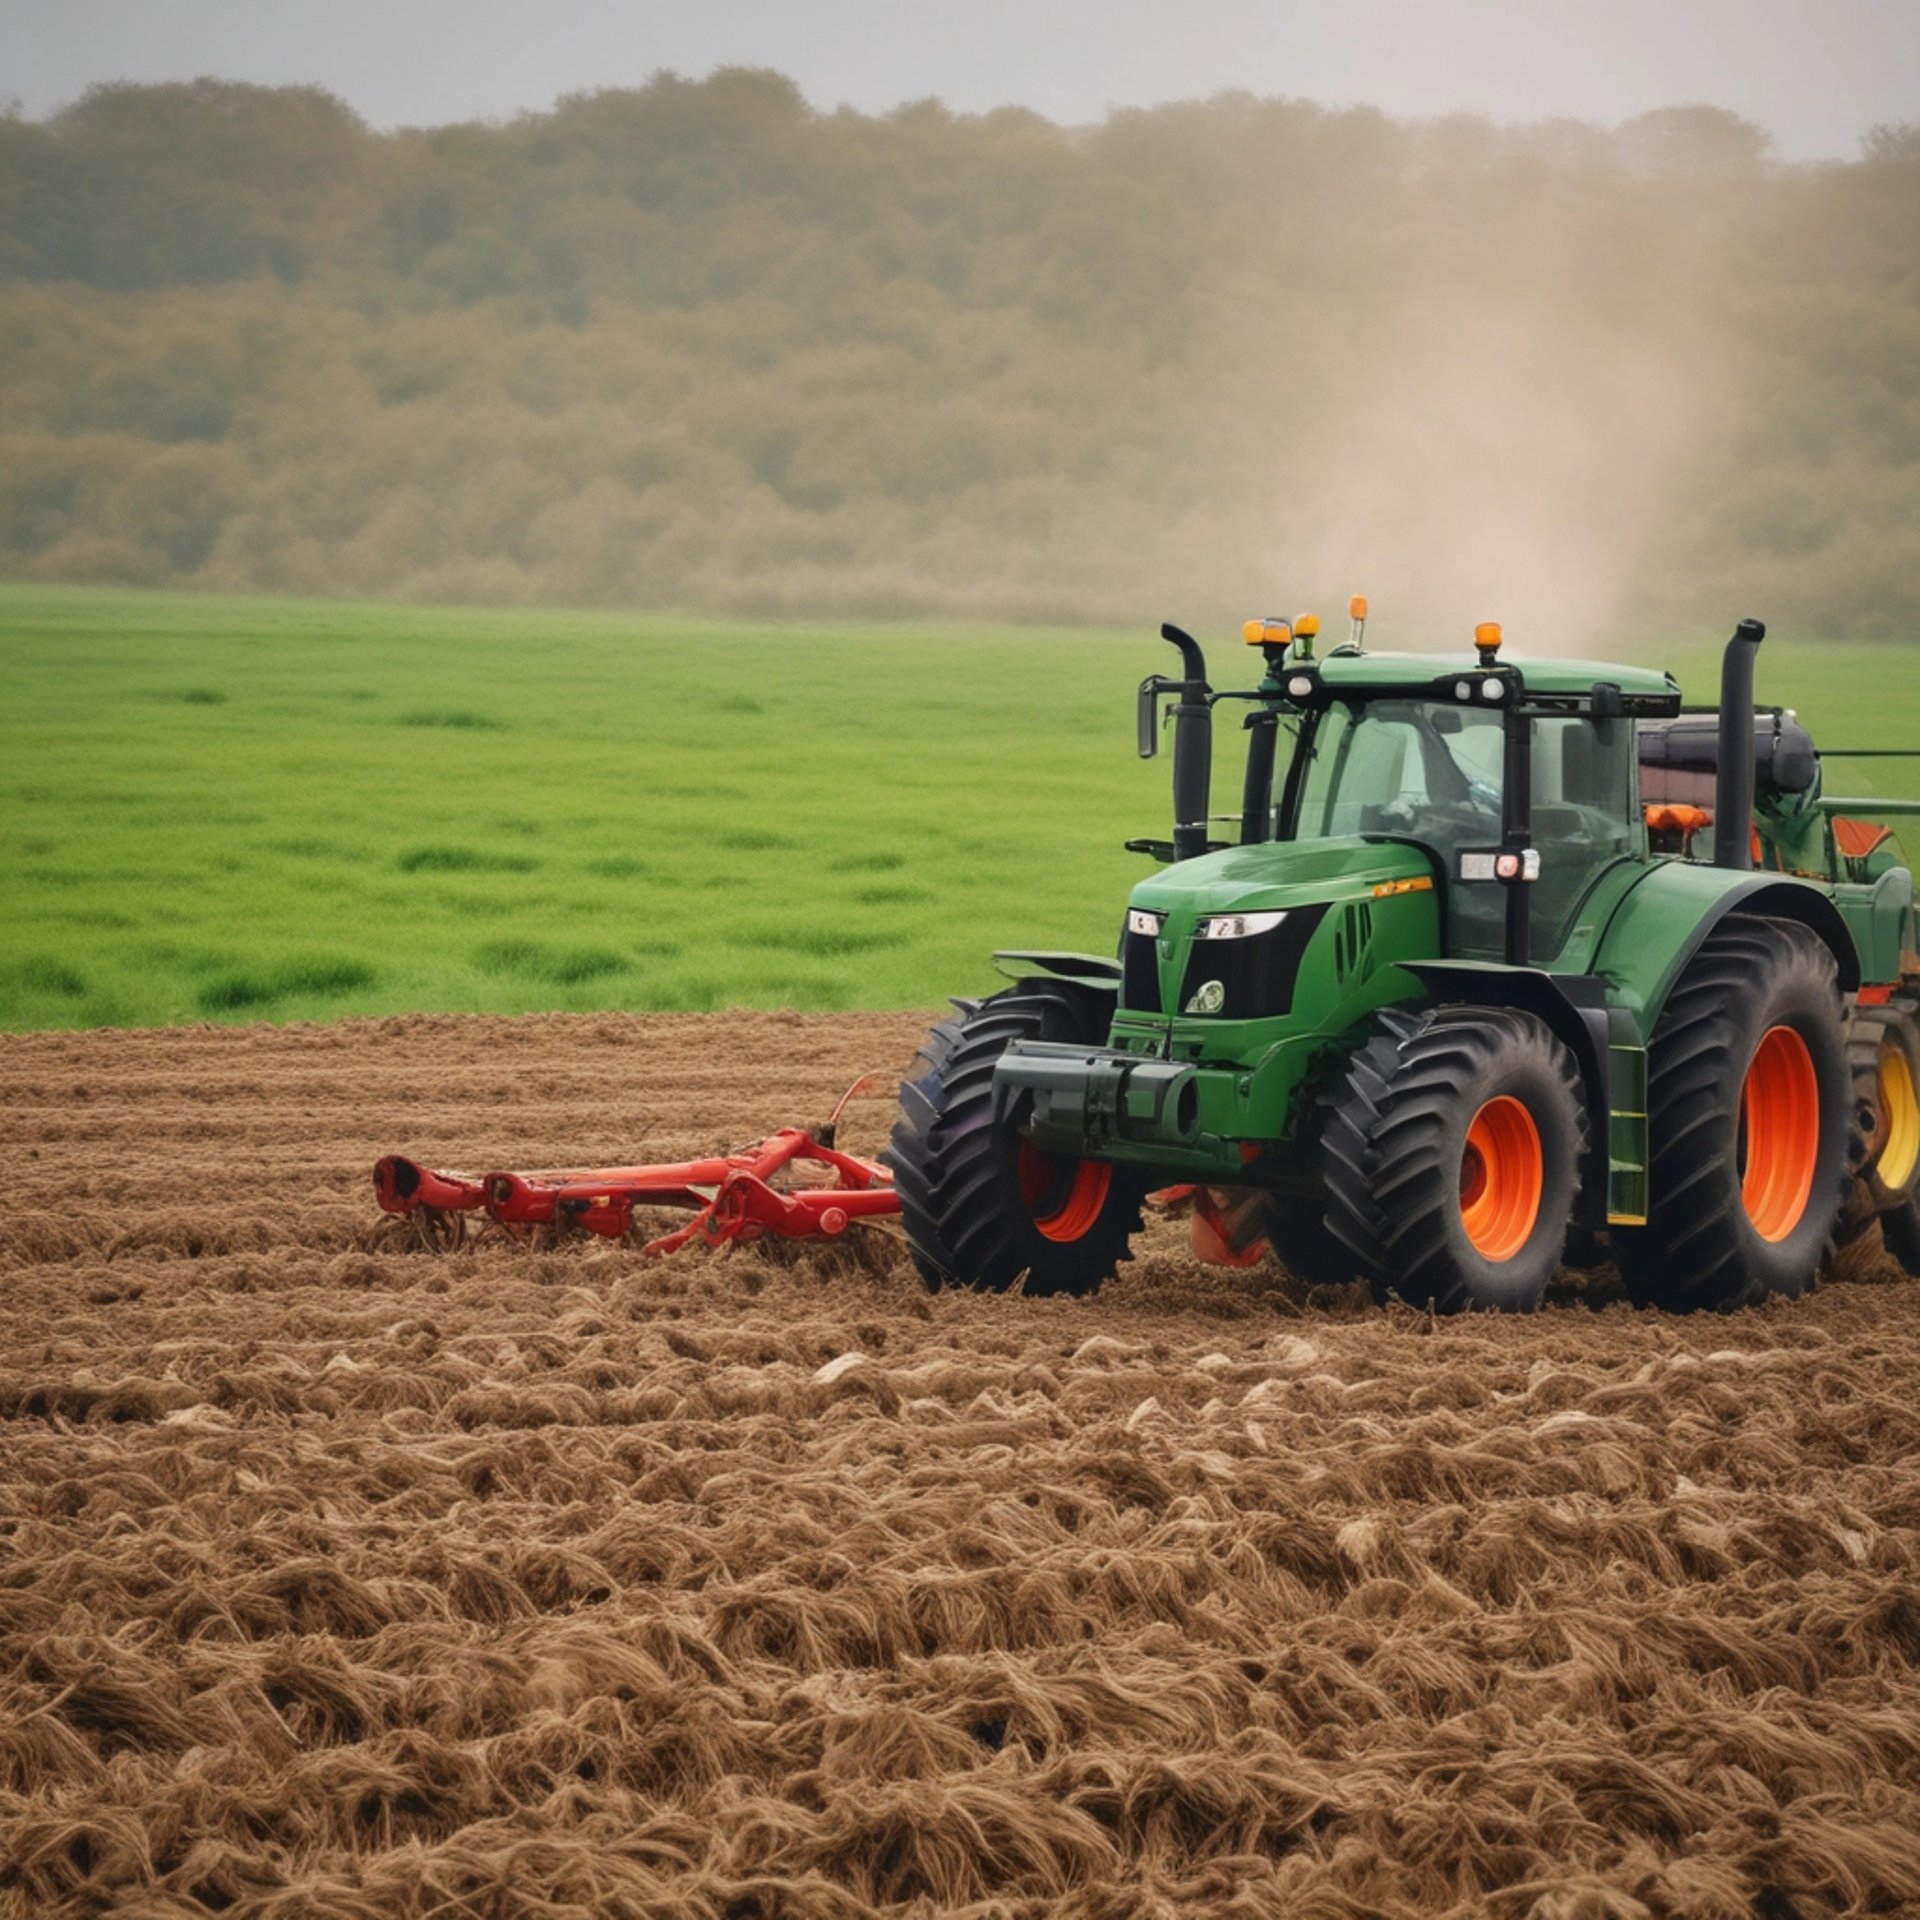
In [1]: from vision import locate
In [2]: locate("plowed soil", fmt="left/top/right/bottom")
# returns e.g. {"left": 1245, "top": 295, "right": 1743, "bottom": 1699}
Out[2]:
{"left": 3, "top": 1012, "right": 1918, "bottom": 1920}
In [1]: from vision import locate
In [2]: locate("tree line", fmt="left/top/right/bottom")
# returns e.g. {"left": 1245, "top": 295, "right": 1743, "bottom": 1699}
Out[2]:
{"left": 2, "top": 73, "right": 1915, "bottom": 639}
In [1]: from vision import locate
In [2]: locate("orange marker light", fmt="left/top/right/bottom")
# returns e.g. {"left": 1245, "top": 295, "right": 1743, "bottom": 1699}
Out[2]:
{"left": 1346, "top": 594, "right": 1370, "bottom": 654}
{"left": 1243, "top": 617, "right": 1292, "bottom": 647}
{"left": 1475, "top": 622, "right": 1503, "bottom": 652}
{"left": 1293, "top": 614, "right": 1320, "bottom": 640}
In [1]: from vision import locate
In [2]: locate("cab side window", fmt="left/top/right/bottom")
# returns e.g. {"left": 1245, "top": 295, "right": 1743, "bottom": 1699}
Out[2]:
{"left": 1530, "top": 717, "right": 1637, "bottom": 958}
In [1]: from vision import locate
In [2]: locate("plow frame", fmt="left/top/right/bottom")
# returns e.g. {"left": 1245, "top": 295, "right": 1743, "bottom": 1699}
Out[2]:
{"left": 373, "top": 1078, "right": 900, "bottom": 1257}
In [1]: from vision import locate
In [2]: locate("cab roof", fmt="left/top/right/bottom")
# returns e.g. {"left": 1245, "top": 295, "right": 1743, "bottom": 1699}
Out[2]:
{"left": 1310, "top": 648, "right": 1681, "bottom": 702}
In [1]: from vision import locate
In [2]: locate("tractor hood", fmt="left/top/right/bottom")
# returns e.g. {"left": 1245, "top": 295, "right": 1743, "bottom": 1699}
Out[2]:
{"left": 1127, "top": 836, "right": 1434, "bottom": 919}
{"left": 1117, "top": 835, "right": 1440, "bottom": 1035}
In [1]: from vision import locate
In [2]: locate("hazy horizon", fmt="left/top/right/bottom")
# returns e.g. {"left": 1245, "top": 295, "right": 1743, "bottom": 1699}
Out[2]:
{"left": 5, "top": 71, "right": 1915, "bottom": 638}
{"left": 5, "top": 0, "right": 1916, "bottom": 161}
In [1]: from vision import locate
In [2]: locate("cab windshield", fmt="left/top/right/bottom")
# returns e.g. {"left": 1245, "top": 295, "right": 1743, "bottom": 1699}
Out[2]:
{"left": 1295, "top": 698, "right": 1506, "bottom": 849}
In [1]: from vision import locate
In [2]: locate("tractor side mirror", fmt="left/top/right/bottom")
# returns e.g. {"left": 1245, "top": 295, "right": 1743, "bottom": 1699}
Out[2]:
{"left": 1137, "top": 675, "right": 1182, "bottom": 758}
{"left": 1138, "top": 677, "right": 1161, "bottom": 758}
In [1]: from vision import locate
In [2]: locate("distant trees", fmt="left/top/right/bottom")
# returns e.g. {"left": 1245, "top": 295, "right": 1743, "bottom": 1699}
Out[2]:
{"left": 1, "top": 73, "right": 1915, "bottom": 636}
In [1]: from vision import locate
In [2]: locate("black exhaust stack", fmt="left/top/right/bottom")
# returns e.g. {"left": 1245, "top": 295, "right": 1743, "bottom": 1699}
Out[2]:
{"left": 1712, "top": 618, "right": 1766, "bottom": 871}
{"left": 1160, "top": 623, "right": 1214, "bottom": 862}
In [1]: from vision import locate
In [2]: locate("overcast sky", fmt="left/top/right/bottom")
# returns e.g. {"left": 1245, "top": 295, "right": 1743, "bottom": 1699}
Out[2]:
{"left": 5, "top": 0, "right": 1915, "bottom": 159}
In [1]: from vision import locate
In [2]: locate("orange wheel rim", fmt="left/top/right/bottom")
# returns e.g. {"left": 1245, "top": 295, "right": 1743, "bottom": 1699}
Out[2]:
{"left": 1740, "top": 1025, "right": 1818, "bottom": 1242}
{"left": 1017, "top": 1141, "right": 1113, "bottom": 1242}
{"left": 1458, "top": 1095, "right": 1543, "bottom": 1262}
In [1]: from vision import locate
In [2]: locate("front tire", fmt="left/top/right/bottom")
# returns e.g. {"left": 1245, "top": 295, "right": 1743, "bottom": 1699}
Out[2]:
{"left": 884, "top": 981, "right": 1144, "bottom": 1296}
{"left": 1322, "top": 1005, "right": 1587, "bottom": 1312}
{"left": 1613, "top": 916, "right": 1849, "bottom": 1311}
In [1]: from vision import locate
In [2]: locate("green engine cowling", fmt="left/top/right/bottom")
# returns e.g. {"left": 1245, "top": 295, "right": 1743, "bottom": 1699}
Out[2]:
{"left": 995, "top": 835, "right": 1441, "bottom": 1183}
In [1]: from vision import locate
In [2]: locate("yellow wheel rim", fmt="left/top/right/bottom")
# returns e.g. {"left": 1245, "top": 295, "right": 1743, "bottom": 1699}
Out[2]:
{"left": 1879, "top": 1037, "right": 1920, "bottom": 1194}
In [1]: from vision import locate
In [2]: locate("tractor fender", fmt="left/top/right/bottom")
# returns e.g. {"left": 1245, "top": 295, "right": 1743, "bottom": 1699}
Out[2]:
{"left": 1594, "top": 866, "right": 1861, "bottom": 1030}
{"left": 990, "top": 950, "right": 1123, "bottom": 993}
{"left": 1397, "top": 960, "right": 1613, "bottom": 1229}
{"left": 1858, "top": 864, "right": 1916, "bottom": 983}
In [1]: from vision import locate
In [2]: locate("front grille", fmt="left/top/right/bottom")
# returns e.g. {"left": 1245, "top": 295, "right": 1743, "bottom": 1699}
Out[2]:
{"left": 1177, "top": 902, "right": 1329, "bottom": 1019}
{"left": 1121, "top": 929, "right": 1162, "bottom": 1012}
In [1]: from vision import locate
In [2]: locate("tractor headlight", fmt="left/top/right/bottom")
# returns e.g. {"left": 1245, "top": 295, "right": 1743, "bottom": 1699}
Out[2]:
{"left": 1127, "top": 908, "right": 1164, "bottom": 936}
{"left": 1176, "top": 901, "right": 1329, "bottom": 1018}
{"left": 1198, "top": 910, "right": 1288, "bottom": 940}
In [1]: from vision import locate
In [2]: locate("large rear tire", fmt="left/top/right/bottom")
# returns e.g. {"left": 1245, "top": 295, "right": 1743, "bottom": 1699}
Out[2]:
{"left": 884, "top": 980, "right": 1144, "bottom": 1296}
{"left": 1321, "top": 1005, "right": 1586, "bottom": 1313}
{"left": 1613, "top": 916, "right": 1849, "bottom": 1311}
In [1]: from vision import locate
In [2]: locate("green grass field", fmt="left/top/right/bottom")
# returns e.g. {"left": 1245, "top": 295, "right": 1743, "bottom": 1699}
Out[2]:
{"left": 3, "top": 585, "right": 1915, "bottom": 1032}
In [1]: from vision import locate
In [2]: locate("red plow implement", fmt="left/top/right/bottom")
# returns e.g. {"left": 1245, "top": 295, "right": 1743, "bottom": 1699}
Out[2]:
{"left": 374, "top": 1078, "right": 900, "bottom": 1257}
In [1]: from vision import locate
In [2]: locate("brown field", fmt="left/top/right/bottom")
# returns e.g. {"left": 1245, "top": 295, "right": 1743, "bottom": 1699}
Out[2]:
{"left": 3, "top": 1011, "right": 1919, "bottom": 1919}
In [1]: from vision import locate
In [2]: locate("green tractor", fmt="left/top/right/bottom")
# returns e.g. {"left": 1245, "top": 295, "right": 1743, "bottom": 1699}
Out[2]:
{"left": 886, "top": 608, "right": 1920, "bottom": 1311}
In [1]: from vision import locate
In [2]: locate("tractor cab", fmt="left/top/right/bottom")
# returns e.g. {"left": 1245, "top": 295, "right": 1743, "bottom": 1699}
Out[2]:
{"left": 1131, "top": 608, "right": 1681, "bottom": 983}
{"left": 1282, "top": 654, "right": 1652, "bottom": 966}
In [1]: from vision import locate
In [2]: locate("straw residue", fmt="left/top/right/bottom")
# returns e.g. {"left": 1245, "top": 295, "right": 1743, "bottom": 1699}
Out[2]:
{"left": 1, "top": 1011, "right": 1917, "bottom": 1916}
